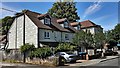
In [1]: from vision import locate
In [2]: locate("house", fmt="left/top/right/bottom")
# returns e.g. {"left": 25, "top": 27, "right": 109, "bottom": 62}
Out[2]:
{"left": 6, "top": 10, "right": 76, "bottom": 49}
{"left": 70, "top": 20, "right": 103, "bottom": 34}
{"left": 70, "top": 20, "right": 103, "bottom": 52}
{"left": 80, "top": 20, "right": 103, "bottom": 34}
{"left": 70, "top": 22, "right": 81, "bottom": 30}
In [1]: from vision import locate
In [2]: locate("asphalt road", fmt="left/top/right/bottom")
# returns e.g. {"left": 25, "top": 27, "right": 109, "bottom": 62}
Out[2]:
{"left": 90, "top": 58, "right": 119, "bottom": 66}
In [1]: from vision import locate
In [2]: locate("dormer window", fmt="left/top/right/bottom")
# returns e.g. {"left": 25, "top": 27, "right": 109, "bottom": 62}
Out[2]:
{"left": 44, "top": 18, "right": 51, "bottom": 25}
{"left": 77, "top": 25, "right": 81, "bottom": 30}
{"left": 64, "top": 21, "right": 68, "bottom": 28}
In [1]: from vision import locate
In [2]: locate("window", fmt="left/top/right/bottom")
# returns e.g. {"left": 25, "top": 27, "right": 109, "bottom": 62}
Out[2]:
{"left": 44, "top": 18, "right": 51, "bottom": 24}
{"left": 77, "top": 25, "right": 81, "bottom": 30}
{"left": 44, "top": 32, "right": 50, "bottom": 39}
{"left": 65, "top": 34, "right": 69, "bottom": 40}
{"left": 64, "top": 21, "right": 68, "bottom": 28}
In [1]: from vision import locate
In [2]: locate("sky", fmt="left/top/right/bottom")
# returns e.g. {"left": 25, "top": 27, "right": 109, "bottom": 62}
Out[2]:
{"left": 0, "top": 2, "right": 118, "bottom": 31}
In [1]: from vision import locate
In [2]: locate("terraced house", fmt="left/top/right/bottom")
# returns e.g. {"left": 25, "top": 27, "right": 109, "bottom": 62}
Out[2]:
{"left": 5, "top": 10, "right": 77, "bottom": 49}
{"left": 4, "top": 10, "right": 103, "bottom": 50}
{"left": 70, "top": 20, "right": 103, "bottom": 34}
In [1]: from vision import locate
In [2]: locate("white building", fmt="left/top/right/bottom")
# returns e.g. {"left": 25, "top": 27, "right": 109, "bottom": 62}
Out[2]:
{"left": 70, "top": 20, "right": 103, "bottom": 34}
{"left": 6, "top": 10, "right": 77, "bottom": 49}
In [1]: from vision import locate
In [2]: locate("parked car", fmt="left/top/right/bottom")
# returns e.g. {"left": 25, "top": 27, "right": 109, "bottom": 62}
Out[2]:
{"left": 55, "top": 52, "right": 78, "bottom": 62}
{"left": 78, "top": 52, "right": 87, "bottom": 60}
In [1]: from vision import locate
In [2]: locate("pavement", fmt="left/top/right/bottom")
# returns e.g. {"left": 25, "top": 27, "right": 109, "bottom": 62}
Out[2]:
{"left": 66, "top": 56, "right": 119, "bottom": 66}
{"left": 0, "top": 50, "right": 120, "bottom": 67}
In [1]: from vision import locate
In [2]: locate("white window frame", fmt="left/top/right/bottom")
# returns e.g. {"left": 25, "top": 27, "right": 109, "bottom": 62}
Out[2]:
{"left": 44, "top": 18, "right": 51, "bottom": 25}
{"left": 44, "top": 32, "right": 50, "bottom": 39}
{"left": 77, "top": 25, "right": 81, "bottom": 30}
{"left": 65, "top": 34, "right": 69, "bottom": 40}
{"left": 64, "top": 21, "right": 68, "bottom": 28}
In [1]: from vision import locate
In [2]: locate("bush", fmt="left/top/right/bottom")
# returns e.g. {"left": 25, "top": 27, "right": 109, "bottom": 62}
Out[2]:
{"left": 55, "top": 43, "right": 76, "bottom": 52}
{"left": 20, "top": 43, "right": 35, "bottom": 53}
{"left": 29, "top": 47, "right": 53, "bottom": 59}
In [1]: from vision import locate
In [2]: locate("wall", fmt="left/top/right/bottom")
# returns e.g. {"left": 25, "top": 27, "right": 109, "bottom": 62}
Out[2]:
{"left": 61, "top": 32, "right": 74, "bottom": 42}
{"left": 8, "top": 14, "right": 38, "bottom": 49}
{"left": 39, "top": 29, "right": 61, "bottom": 42}
{"left": 8, "top": 15, "right": 24, "bottom": 49}
{"left": 25, "top": 15, "right": 38, "bottom": 48}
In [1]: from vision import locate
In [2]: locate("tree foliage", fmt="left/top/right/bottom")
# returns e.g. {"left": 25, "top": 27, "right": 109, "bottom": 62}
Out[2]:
{"left": 105, "top": 23, "right": 120, "bottom": 43}
{"left": 48, "top": 2, "right": 80, "bottom": 22}
{"left": 0, "top": 16, "right": 13, "bottom": 35}
{"left": 72, "top": 30, "right": 94, "bottom": 49}
{"left": 55, "top": 43, "right": 76, "bottom": 52}
{"left": 20, "top": 43, "right": 35, "bottom": 53}
{"left": 93, "top": 32, "right": 105, "bottom": 48}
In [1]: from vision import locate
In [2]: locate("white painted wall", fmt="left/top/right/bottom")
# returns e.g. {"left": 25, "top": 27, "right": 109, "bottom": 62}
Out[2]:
{"left": 82, "top": 27, "right": 103, "bottom": 34}
{"left": 8, "top": 15, "right": 24, "bottom": 49}
{"left": 8, "top": 14, "right": 38, "bottom": 49}
{"left": 39, "top": 29, "right": 61, "bottom": 42}
{"left": 61, "top": 32, "right": 74, "bottom": 42}
{"left": 82, "top": 27, "right": 95, "bottom": 34}
{"left": 25, "top": 15, "right": 38, "bottom": 48}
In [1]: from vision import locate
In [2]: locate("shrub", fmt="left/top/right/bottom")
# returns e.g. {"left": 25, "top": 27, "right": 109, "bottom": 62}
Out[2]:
{"left": 20, "top": 43, "right": 35, "bottom": 53}
{"left": 29, "top": 47, "right": 52, "bottom": 59}
{"left": 55, "top": 43, "right": 76, "bottom": 52}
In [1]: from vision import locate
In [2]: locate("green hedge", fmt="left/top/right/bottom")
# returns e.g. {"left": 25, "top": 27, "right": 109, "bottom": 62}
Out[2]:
{"left": 29, "top": 47, "right": 52, "bottom": 58}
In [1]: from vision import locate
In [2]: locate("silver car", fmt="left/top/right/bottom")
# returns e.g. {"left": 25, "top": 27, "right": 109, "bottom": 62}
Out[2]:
{"left": 56, "top": 52, "right": 78, "bottom": 62}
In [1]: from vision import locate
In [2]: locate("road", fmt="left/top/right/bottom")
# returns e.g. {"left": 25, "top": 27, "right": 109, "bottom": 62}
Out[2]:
{"left": 90, "top": 57, "right": 120, "bottom": 67}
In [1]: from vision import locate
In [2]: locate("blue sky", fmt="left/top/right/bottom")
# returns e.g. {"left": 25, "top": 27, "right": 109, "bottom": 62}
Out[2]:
{"left": 0, "top": 2, "right": 118, "bottom": 31}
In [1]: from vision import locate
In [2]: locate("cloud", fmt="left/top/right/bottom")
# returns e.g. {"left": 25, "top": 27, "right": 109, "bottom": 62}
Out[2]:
{"left": 93, "top": 14, "right": 112, "bottom": 22}
{"left": 83, "top": 0, "right": 102, "bottom": 19}
{"left": 0, "top": 3, "right": 20, "bottom": 19}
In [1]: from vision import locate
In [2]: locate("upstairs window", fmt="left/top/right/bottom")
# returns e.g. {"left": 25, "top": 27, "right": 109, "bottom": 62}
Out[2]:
{"left": 44, "top": 18, "right": 51, "bottom": 25}
{"left": 65, "top": 34, "right": 69, "bottom": 40}
{"left": 77, "top": 25, "right": 81, "bottom": 30}
{"left": 64, "top": 21, "right": 68, "bottom": 28}
{"left": 44, "top": 32, "right": 50, "bottom": 39}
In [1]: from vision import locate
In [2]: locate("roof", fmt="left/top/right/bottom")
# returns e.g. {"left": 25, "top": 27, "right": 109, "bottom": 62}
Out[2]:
{"left": 14, "top": 10, "right": 72, "bottom": 32}
{"left": 57, "top": 18, "right": 67, "bottom": 24}
{"left": 51, "top": 18, "right": 70, "bottom": 32}
{"left": 57, "top": 18, "right": 67, "bottom": 22}
{"left": 56, "top": 18, "right": 77, "bottom": 32}
{"left": 80, "top": 20, "right": 102, "bottom": 29}
{"left": 25, "top": 10, "right": 52, "bottom": 30}
{"left": 70, "top": 22, "right": 80, "bottom": 27}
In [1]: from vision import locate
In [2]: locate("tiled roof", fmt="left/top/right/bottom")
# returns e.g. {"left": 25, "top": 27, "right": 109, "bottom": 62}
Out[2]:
{"left": 80, "top": 20, "right": 99, "bottom": 28}
{"left": 57, "top": 18, "right": 67, "bottom": 23}
{"left": 56, "top": 18, "right": 77, "bottom": 32}
{"left": 70, "top": 22, "right": 80, "bottom": 26}
{"left": 51, "top": 18, "right": 70, "bottom": 32}
{"left": 25, "top": 10, "right": 52, "bottom": 30}
{"left": 21, "top": 10, "right": 71, "bottom": 32}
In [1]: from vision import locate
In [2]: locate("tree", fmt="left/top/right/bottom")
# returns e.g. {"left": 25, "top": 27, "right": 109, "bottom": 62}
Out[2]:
{"left": 93, "top": 32, "right": 105, "bottom": 49}
{"left": 72, "top": 30, "right": 94, "bottom": 50}
{"left": 1, "top": 16, "right": 13, "bottom": 35}
{"left": 105, "top": 30, "right": 114, "bottom": 43}
{"left": 20, "top": 43, "right": 35, "bottom": 63}
{"left": 48, "top": 1, "right": 80, "bottom": 22}
{"left": 113, "top": 24, "right": 120, "bottom": 41}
